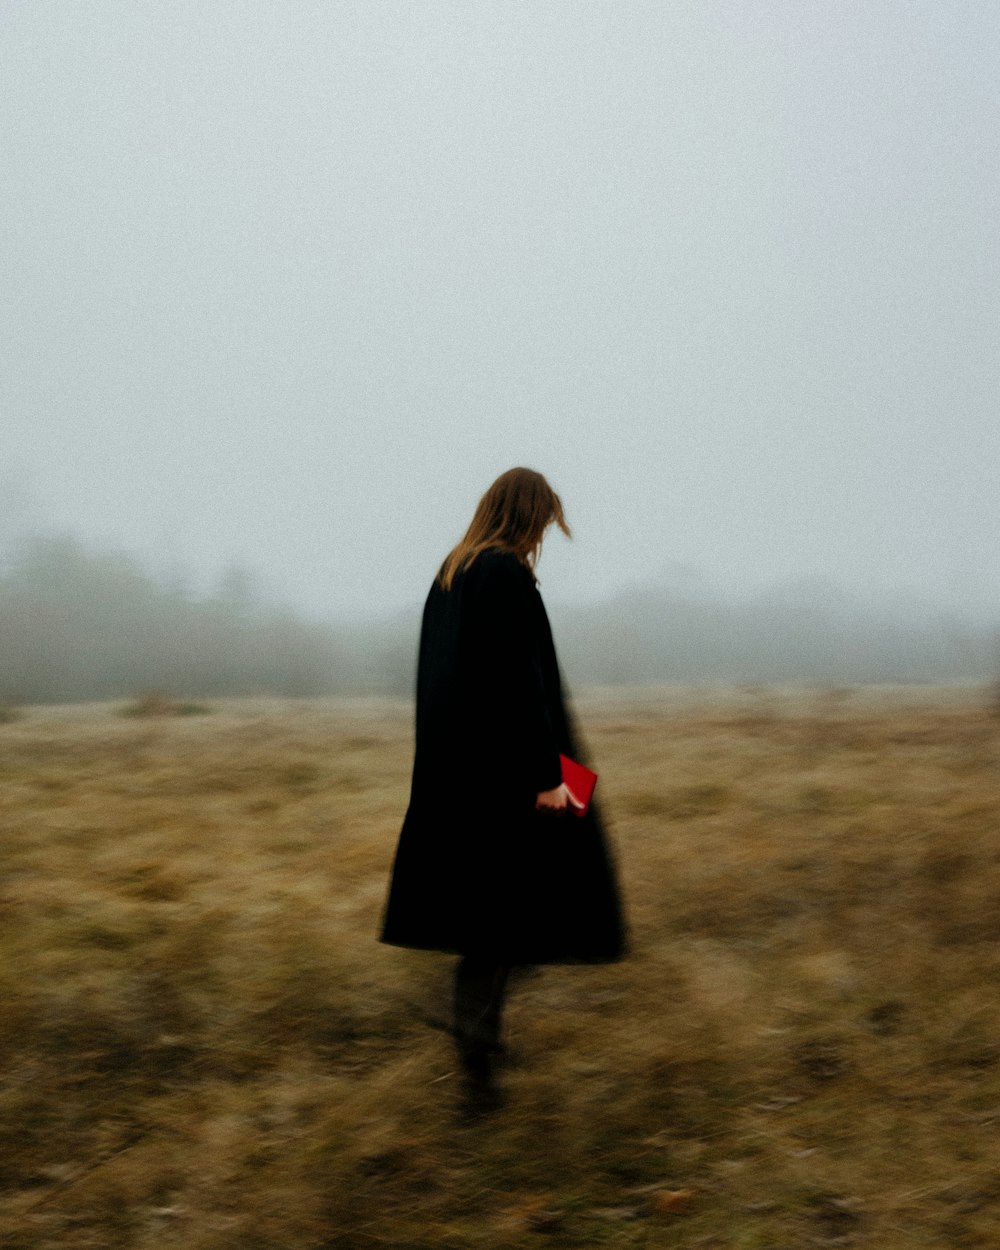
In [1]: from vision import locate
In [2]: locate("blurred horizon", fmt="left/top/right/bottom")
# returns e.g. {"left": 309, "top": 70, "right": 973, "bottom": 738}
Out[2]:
{"left": 1, "top": 520, "right": 995, "bottom": 705}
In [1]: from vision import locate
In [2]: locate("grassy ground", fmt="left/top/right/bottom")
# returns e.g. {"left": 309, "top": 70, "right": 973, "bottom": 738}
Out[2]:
{"left": 1, "top": 685, "right": 999, "bottom": 1249}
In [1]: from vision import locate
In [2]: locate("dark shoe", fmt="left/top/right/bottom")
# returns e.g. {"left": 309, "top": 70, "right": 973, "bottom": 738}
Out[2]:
{"left": 457, "top": 1047, "right": 504, "bottom": 1119}
{"left": 459, "top": 1071, "right": 505, "bottom": 1120}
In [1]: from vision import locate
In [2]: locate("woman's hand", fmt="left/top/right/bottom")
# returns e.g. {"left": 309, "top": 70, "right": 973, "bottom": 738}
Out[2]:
{"left": 535, "top": 783, "right": 584, "bottom": 813}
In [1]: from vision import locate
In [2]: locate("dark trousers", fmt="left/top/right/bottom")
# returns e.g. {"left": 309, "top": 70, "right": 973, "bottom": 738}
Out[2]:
{"left": 453, "top": 955, "right": 509, "bottom": 1064}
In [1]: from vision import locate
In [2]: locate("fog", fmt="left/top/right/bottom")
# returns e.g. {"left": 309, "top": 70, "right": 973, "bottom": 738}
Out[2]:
{"left": 0, "top": 530, "right": 993, "bottom": 704}
{"left": 4, "top": 3, "right": 999, "bottom": 665}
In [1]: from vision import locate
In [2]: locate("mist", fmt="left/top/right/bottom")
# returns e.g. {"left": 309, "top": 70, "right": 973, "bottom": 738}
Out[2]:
{"left": 1, "top": 517, "right": 993, "bottom": 705}
{"left": 3, "top": 3, "right": 999, "bottom": 656}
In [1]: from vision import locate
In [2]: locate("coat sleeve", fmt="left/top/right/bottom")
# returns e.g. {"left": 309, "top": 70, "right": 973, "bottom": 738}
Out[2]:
{"left": 462, "top": 552, "right": 564, "bottom": 795}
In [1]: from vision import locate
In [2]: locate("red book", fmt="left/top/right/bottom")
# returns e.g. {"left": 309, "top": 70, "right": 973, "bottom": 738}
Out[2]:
{"left": 560, "top": 753, "right": 597, "bottom": 817}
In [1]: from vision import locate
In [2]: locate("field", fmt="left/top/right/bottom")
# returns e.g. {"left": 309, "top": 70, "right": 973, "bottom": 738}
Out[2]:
{"left": 2, "top": 685, "right": 999, "bottom": 1249}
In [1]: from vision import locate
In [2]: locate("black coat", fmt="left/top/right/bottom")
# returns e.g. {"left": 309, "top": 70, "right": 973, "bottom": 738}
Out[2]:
{"left": 380, "top": 548, "right": 626, "bottom": 964}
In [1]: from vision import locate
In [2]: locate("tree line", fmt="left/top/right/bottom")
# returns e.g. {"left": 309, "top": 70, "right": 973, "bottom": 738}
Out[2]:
{"left": 0, "top": 535, "right": 355, "bottom": 703}
{"left": 0, "top": 534, "right": 994, "bottom": 705}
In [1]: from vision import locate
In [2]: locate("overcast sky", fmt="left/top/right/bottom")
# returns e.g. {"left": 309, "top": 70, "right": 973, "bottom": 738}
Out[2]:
{"left": 3, "top": 1, "right": 998, "bottom": 619}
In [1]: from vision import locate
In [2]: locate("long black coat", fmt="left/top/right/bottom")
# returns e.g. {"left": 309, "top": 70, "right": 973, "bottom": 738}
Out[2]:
{"left": 380, "top": 548, "right": 626, "bottom": 964}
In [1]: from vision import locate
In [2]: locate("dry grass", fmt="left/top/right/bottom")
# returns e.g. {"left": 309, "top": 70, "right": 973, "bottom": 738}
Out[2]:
{"left": 118, "top": 692, "right": 212, "bottom": 718}
{"left": 1, "top": 684, "right": 999, "bottom": 1248}
{"left": 0, "top": 701, "right": 23, "bottom": 724}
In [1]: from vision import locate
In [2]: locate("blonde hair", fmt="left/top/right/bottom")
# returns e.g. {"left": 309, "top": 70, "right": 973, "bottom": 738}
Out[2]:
{"left": 437, "top": 467, "right": 571, "bottom": 590}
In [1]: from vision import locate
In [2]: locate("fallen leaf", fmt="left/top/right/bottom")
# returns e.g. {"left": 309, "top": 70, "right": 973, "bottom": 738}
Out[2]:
{"left": 754, "top": 1095, "right": 803, "bottom": 1112}
{"left": 649, "top": 1188, "right": 694, "bottom": 1216}
{"left": 493, "top": 1194, "right": 562, "bottom": 1233}
{"left": 588, "top": 1206, "right": 642, "bottom": 1222}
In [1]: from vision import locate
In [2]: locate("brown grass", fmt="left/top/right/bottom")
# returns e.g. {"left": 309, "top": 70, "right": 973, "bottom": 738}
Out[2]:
{"left": 0, "top": 700, "right": 23, "bottom": 724}
{"left": 118, "top": 692, "right": 212, "bottom": 718}
{"left": 1, "top": 685, "right": 999, "bottom": 1248}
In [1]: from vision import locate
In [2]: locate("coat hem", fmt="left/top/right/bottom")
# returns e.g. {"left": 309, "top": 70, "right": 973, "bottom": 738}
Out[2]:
{"left": 379, "top": 933, "right": 628, "bottom": 966}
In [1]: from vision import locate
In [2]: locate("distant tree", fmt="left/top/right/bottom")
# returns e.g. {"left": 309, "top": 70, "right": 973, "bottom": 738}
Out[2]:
{"left": 217, "top": 562, "right": 257, "bottom": 621}
{"left": 0, "top": 534, "right": 344, "bottom": 703}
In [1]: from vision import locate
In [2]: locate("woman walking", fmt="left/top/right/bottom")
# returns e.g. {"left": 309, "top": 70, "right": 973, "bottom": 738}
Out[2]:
{"left": 381, "top": 467, "right": 626, "bottom": 1110}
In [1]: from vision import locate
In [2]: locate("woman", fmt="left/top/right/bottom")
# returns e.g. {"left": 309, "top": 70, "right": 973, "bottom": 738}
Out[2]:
{"left": 381, "top": 467, "right": 626, "bottom": 1106}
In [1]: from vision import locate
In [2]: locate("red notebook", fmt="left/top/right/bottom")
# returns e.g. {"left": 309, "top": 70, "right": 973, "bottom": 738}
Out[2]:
{"left": 560, "top": 753, "right": 597, "bottom": 818}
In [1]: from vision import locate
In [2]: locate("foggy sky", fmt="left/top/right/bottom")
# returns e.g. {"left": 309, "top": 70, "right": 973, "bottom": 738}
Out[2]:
{"left": 3, "top": 1, "right": 998, "bottom": 620}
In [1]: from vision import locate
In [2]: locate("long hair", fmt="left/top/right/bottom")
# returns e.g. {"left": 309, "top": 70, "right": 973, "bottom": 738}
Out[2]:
{"left": 437, "top": 467, "right": 571, "bottom": 590}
